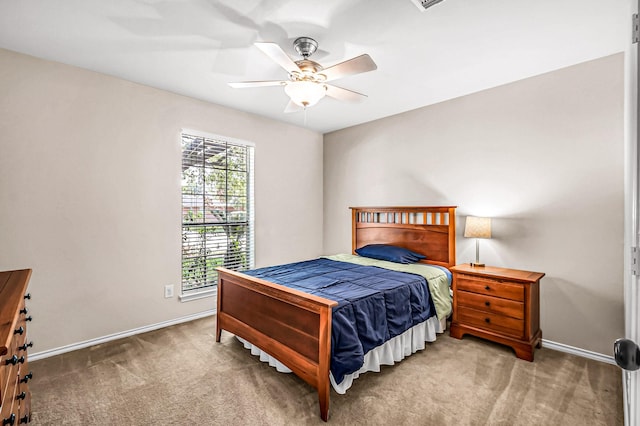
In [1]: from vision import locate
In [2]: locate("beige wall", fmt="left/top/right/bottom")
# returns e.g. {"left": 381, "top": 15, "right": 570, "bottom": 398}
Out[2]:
{"left": 323, "top": 54, "right": 625, "bottom": 356}
{"left": 0, "top": 48, "right": 323, "bottom": 353}
{"left": 0, "top": 46, "right": 625, "bottom": 358}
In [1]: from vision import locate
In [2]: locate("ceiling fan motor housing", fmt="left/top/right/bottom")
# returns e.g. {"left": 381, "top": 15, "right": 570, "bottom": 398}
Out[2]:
{"left": 293, "top": 37, "right": 318, "bottom": 59}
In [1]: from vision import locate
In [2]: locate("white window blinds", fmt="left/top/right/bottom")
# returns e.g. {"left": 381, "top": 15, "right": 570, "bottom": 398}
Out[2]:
{"left": 181, "top": 132, "right": 254, "bottom": 293}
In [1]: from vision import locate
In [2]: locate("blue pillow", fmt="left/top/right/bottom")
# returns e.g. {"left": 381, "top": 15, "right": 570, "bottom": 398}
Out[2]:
{"left": 355, "top": 244, "right": 426, "bottom": 264}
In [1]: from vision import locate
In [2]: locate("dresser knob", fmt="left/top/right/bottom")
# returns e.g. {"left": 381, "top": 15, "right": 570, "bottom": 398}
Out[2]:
{"left": 20, "top": 372, "right": 33, "bottom": 384}
{"left": 484, "top": 318, "right": 491, "bottom": 323}
{"left": 2, "top": 414, "right": 15, "bottom": 426}
{"left": 484, "top": 285, "right": 491, "bottom": 290}
{"left": 18, "top": 415, "right": 29, "bottom": 425}
{"left": 5, "top": 355, "right": 18, "bottom": 366}
{"left": 23, "top": 293, "right": 31, "bottom": 300}
{"left": 19, "top": 308, "right": 27, "bottom": 315}
{"left": 24, "top": 316, "right": 32, "bottom": 322}
{"left": 18, "top": 342, "right": 33, "bottom": 352}
{"left": 15, "top": 392, "right": 26, "bottom": 401}
{"left": 485, "top": 301, "right": 490, "bottom": 307}
{"left": 14, "top": 326, "right": 24, "bottom": 335}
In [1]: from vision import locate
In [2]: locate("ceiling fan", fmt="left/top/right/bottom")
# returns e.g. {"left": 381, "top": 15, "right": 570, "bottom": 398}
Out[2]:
{"left": 228, "top": 37, "right": 377, "bottom": 113}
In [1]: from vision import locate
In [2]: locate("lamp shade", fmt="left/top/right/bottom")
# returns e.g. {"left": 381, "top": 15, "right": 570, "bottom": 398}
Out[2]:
{"left": 284, "top": 81, "right": 327, "bottom": 108}
{"left": 464, "top": 216, "right": 492, "bottom": 239}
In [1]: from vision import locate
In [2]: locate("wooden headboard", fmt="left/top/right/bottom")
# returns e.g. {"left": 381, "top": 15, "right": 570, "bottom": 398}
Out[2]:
{"left": 350, "top": 206, "right": 457, "bottom": 269}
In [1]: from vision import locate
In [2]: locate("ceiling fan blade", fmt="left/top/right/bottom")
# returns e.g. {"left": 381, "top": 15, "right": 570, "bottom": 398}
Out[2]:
{"left": 325, "top": 84, "right": 368, "bottom": 103}
{"left": 255, "top": 42, "right": 301, "bottom": 74}
{"left": 228, "top": 80, "right": 285, "bottom": 88}
{"left": 284, "top": 100, "right": 304, "bottom": 113}
{"left": 320, "top": 54, "right": 377, "bottom": 82}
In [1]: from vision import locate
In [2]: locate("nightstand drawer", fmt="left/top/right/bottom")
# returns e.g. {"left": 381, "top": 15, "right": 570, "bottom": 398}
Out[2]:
{"left": 456, "top": 290, "right": 524, "bottom": 319}
{"left": 457, "top": 274, "right": 525, "bottom": 301}
{"left": 457, "top": 306, "right": 524, "bottom": 338}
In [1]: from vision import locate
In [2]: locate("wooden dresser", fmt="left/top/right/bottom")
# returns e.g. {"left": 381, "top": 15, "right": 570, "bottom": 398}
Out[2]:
{"left": 449, "top": 264, "right": 545, "bottom": 361}
{"left": 1, "top": 269, "right": 33, "bottom": 425}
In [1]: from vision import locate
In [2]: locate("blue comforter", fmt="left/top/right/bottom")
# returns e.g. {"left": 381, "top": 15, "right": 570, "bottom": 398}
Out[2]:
{"left": 243, "top": 258, "right": 436, "bottom": 384}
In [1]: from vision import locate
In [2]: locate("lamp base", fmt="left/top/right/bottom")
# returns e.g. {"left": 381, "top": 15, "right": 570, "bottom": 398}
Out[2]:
{"left": 470, "top": 262, "right": 485, "bottom": 267}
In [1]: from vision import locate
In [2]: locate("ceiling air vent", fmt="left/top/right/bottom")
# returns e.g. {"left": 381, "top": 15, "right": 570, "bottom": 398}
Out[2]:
{"left": 410, "top": 0, "right": 445, "bottom": 11}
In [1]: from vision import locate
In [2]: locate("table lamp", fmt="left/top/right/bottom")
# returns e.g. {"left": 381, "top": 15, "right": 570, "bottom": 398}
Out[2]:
{"left": 464, "top": 216, "right": 492, "bottom": 267}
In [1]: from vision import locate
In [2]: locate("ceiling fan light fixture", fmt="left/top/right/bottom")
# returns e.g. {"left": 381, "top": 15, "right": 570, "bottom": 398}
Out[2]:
{"left": 284, "top": 81, "right": 326, "bottom": 108}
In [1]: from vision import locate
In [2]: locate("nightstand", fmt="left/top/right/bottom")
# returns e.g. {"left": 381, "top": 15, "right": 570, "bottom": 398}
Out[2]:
{"left": 449, "top": 264, "right": 545, "bottom": 361}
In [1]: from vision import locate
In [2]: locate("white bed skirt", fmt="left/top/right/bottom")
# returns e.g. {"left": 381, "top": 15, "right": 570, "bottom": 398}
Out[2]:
{"left": 237, "top": 315, "right": 446, "bottom": 394}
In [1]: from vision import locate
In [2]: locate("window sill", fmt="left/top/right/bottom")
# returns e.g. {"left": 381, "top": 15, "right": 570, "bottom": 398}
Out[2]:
{"left": 179, "top": 287, "right": 217, "bottom": 303}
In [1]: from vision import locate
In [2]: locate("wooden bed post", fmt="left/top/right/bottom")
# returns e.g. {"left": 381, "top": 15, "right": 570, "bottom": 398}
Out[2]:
{"left": 215, "top": 280, "right": 223, "bottom": 343}
{"left": 318, "top": 304, "right": 332, "bottom": 421}
{"left": 447, "top": 206, "right": 456, "bottom": 267}
{"left": 351, "top": 207, "right": 358, "bottom": 254}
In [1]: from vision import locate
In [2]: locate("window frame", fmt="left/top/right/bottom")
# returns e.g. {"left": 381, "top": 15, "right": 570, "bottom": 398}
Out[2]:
{"left": 179, "top": 129, "right": 255, "bottom": 302}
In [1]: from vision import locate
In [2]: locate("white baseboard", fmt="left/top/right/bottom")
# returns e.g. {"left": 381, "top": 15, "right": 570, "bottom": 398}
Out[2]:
{"left": 542, "top": 339, "right": 616, "bottom": 365}
{"left": 29, "top": 310, "right": 216, "bottom": 362}
{"left": 29, "top": 314, "right": 617, "bottom": 367}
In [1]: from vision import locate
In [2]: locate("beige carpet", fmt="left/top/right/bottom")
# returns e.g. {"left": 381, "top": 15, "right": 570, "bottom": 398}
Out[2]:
{"left": 29, "top": 316, "right": 622, "bottom": 425}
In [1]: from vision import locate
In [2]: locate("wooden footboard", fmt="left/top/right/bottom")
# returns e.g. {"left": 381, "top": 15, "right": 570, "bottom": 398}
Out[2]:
{"left": 215, "top": 267, "right": 338, "bottom": 421}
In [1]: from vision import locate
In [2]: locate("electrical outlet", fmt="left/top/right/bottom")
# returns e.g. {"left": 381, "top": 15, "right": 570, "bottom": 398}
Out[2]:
{"left": 164, "top": 284, "right": 174, "bottom": 298}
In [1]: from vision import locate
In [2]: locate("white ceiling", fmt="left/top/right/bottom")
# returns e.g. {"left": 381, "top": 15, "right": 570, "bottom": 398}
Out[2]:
{"left": 0, "top": 0, "right": 631, "bottom": 133}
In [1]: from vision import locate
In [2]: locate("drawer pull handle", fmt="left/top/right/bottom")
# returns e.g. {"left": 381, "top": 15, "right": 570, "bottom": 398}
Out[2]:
{"left": 15, "top": 392, "right": 26, "bottom": 401}
{"left": 25, "top": 316, "right": 32, "bottom": 322}
{"left": 24, "top": 293, "right": 31, "bottom": 300}
{"left": 485, "top": 301, "right": 490, "bottom": 307}
{"left": 20, "top": 372, "right": 33, "bottom": 384}
{"left": 484, "top": 285, "right": 491, "bottom": 290}
{"left": 19, "top": 308, "right": 27, "bottom": 315}
{"left": 18, "top": 342, "right": 33, "bottom": 352}
{"left": 14, "top": 326, "right": 24, "bottom": 335}
{"left": 5, "top": 355, "right": 18, "bottom": 365}
{"left": 16, "top": 356, "right": 25, "bottom": 364}
{"left": 18, "top": 415, "right": 29, "bottom": 425}
{"left": 484, "top": 318, "right": 491, "bottom": 323}
{"left": 3, "top": 414, "right": 15, "bottom": 426}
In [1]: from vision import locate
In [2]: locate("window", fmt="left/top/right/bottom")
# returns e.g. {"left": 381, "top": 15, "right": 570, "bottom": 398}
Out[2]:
{"left": 181, "top": 131, "right": 254, "bottom": 297}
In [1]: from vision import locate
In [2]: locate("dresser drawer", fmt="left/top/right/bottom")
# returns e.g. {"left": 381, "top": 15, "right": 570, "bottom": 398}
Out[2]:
{"left": 457, "top": 274, "right": 525, "bottom": 301}
{"left": 0, "top": 363, "right": 19, "bottom": 423}
{"left": 457, "top": 306, "right": 524, "bottom": 339}
{"left": 1, "top": 336, "right": 19, "bottom": 406}
{"left": 1, "top": 363, "right": 18, "bottom": 409}
{"left": 18, "top": 389, "right": 31, "bottom": 424}
{"left": 456, "top": 290, "right": 524, "bottom": 319}
{"left": 0, "top": 402, "right": 16, "bottom": 426}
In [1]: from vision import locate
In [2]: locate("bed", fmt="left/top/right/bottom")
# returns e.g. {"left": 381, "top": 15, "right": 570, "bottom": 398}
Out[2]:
{"left": 215, "top": 206, "right": 456, "bottom": 421}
